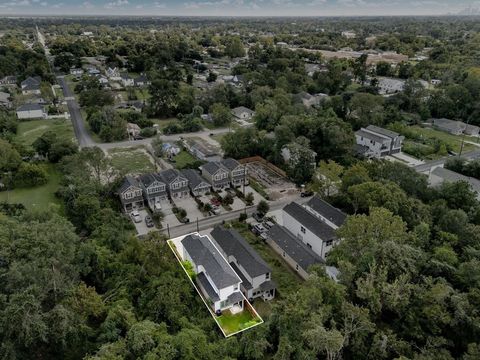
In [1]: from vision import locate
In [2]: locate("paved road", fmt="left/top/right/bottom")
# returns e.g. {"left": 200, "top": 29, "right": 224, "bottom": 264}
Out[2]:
{"left": 159, "top": 194, "right": 307, "bottom": 238}
{"left": 414, "top": 149, "right": 480, "bottom": 173}
{"left": 57, "top": 76, "right": 95, "bottom": 148}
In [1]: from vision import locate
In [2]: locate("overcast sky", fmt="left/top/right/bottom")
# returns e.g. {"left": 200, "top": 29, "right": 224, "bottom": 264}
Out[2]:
{"left": 0, "top": 0, "right": 479, "bottom": 16}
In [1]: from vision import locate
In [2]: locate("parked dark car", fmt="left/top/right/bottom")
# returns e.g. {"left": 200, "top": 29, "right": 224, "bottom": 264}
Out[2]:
{"left": 145, "top": 215, "right": 154, "bottom": 228}
{"left": 252, "top": 212, "right": 264, "bottom": 222}
{"left": 301, "top": 190, "right": 314, "bottom": 197}
{"left": 180, "top": 217, "right": 190, "bottom": 224}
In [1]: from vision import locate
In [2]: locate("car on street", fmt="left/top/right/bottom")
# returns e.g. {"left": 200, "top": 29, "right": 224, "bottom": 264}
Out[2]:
{"left": 301, "top": 190, "right": 314, "bottom": 197}
{"left": 131, "top": 210, "right": 142, "bottom": 223}
{"left": 145, "top": 215, "right": 154, "bottom": 227}
{"left": 180, "top": 217, "right": 190, "bottom": 223}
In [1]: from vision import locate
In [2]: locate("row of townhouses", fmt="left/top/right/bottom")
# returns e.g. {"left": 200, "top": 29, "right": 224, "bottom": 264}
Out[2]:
{"left": 177, "top": 225, "right": 276, "bottom": 314}
{"left": 266, "top": 196, "right": 346, "bottom": 280}
{"left": 354, "top": 125, "right": 404, "bottom": 158}
{"left": 118, "top": 159, "right": 248, "bottom": 212}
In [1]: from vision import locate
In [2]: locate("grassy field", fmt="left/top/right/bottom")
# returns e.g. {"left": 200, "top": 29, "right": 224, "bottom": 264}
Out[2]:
{"left": 172, "top": 150, "right": 199, "bottom": 169}
{"left": 108, "top": 146, "right": 156, "bottom": 175}
{"left": 0, "top": 164, "right": 63, "bottom": 210}
{"left": 16, "top": 119, "right": 75, "bottom": 148}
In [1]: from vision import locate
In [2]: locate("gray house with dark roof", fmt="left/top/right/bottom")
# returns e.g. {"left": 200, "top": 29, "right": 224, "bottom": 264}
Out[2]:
{"left": 266, "top": 224, "right": 323, "bottom": 280}
{"left": 158, "top": 169, "right": 189, "bottom": 199}
{"left": 305, "top": 196, "right": 346, "bottom": 230}
{"left": 138, "top": 173, "right": 167, "bottom": 211}
{"left": 181, "top": 169, "right": 211, "bottom": 196}
{"left": 200, "top": 161, "right": 230, "bottom": 190}
{"left": 355, "top": 125, "right": 404, "bottom": 158}
{"left": 180, "top": 233, "right": 244, "bottom": 312}
{"left": 282, "top": 202, "right": 338, "bottom": 259}
{"left": 117, "top": 176, "right": 144, "bottom": 212}
{"left": 220, "top": 158, "right": 248, "bottom": 187}
{"left": 20, "top": 76, "right": 41, "bottom": 95}
{"left": 211, "top": 226, "right": 275, "bottom": 301}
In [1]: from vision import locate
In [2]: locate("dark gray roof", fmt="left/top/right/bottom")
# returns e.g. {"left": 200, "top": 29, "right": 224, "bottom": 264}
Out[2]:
{"left": 182, "top": 234, "right": 241, "bottom": 289}
{"left": 181, "top": 169, "right": 210, "bottom": 189}
{"left": 431, "top": 167, "right": 480, "bottom": 193}
{"left": 201, "top": 161, "right": 226, "bottom": 175}
{"left": 21, "top": 76, "right": 41, "bottom": 90}
{"left": 227, "top": 291, "right": 244, "bottom": 304}
{"left": 267, "top": 225, "right": 323, "bottom": 270}
{"left": 211, "top": 226, "right": 271, "bottom": 278}
{"left": 366, "top": 125, "right": 400, "bottom": 139}
{"left": 306, "top": 196, "right": 347, "bottom": 227}
{"left": 221, "top": 158, "right": 241, "bottom": 171}
{"left": 138, "top": 173, "right": 162, "bottom": 187}
{"left": 118, "top": 175, "right": 141, "bottom": 193}
{"left": 196, "top": 272, "right": 219, "bottom": 302}
{"left": 16, "top": 103, "right": 43, "bottom": 112}
{"left": 283, "top": 202, "right": 336, "bottom": 240}
{"left": 355, "top": 129, "right": 389, "bottom": 143}
{"left": 432, "top": 118, "right": 465, "bottom": 131}
{"left": 158, "top": 169, "right": 185, "bottom": 185}
{"left": 230, "top": 262, "right": 253, "bottom": 290}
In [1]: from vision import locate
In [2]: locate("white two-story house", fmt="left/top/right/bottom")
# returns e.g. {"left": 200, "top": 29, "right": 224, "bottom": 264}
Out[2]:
{"left": 211, "top": 226, "right": 275, "bottom": 301}
{"left": 355, "top": 125, "right": 404, "bottom": 159}
{"left": 117, "top": 176, "right": 144, "bottom": 212}
{"left": 138, "top": 173, "right": 168, "bottom": 211}
{"left": 180, "top": 233, "right": 244, "bottom": 313}
{"left": 282, "top": 201, "right": 338, "bottom": 259}
{"left": 200, "top": 162, "right": 230, "bottom": 191}
{"left": 158, "top": 169, "right": 189, "bottom": 199}
{"left": 221, "top": 158, "right": 248, "bottom": 187}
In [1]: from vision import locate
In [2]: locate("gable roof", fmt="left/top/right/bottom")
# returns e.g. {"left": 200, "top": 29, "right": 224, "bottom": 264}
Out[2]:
{"left": 181, "top": 169, "right": 210, "bottom": 189}
{"left": 365, "top": 125, "right": 400, "bottom": 139}
{"left": 21, "top": 76, "right": 41, "bottom": 90}
{"left": 220, "top": 158, "right": 242, "bottom": 171}
{"left": 201, "top": 161, "right": 227, "bottom": 175}
{"left": 157, "top": 169, "right": 182, "bottom": 185}
{"left": 231, "top": 106, "right": 254, "bottom": 117}
{"left": 432, "top": 118, "right": 466, "bottom": 131}
{"left": 211, "top": 226, "right": 271, "bottom": 278}
{"left": 355, "top": 129, "right": 390, "bottom": 143}
{"left": 118, "top": 176, "right": 141, "bottom": 193}
{"left": 182, "top": 233, "right": 241, "bottom": 289}
{"left": 283, "top": 202, "right": 336, "bottom": 240}
{"left": 16, "top": 103, "right": 43, "bottom": 112}
{"left": 306, "top": 196, "right": 347, "bottom": 227}
{"left": 267, "top": 225, "right": 323, "bottom": 270}
{"left": 138, "top": 173, "right": 165, "bottom": 188}
{"left": 430, "top": 167, "right": 480, "bottom": 193}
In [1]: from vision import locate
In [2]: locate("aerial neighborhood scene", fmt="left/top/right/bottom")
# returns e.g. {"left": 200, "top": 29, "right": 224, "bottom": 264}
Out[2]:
{"left": 2, "top": 0, "right": 480, "bottom": 358}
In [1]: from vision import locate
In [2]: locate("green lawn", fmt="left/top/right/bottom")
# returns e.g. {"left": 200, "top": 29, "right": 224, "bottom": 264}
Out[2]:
{"left": 0, "top": 164, "right": 63, "bottom": 210}
{"left": 108, "top": 147, "right": 156, "bottom": 175}
{"left": 217, "top": 309, "right": 262, "bottom": 336}
{"left": 16, "top": 119, "right": 75, "bottom": 148}
{"left": 172, "top": 150, "right": 199, "bottom": 169}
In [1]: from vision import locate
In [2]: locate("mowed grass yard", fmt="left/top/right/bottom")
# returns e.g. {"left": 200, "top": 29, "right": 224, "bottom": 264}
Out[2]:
{"left": 16, "top": 119, "right": 75, "bottom": 148}
{"left": 411, "top": 126, "right": 476, "bottom": 153}
{"left": 172, "top": 150, "right": 199, "bottom": 169}
{"left": 108, "top": 147, "right": 156, "bottom": 175}
{"left": 0, "top": 163, "right": 63, "bottom": 210}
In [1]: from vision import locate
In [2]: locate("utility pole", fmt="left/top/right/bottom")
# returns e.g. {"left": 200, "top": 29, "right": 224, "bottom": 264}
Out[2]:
{"left": 166, "top": 223, "right": 170, "bottom": 239}
{"left": 459, "top": 118, "right": 470, "bottom": 157}
{"left": 196, "top": 217, "right": 199, "bottom": 232}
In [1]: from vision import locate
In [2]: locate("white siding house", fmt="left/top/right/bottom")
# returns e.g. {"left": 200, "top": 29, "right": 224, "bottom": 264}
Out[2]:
{"left": 16, "top": 104, "right": 46, "bottom": 119}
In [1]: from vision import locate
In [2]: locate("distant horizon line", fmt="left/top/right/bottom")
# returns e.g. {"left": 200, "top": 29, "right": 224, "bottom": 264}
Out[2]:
{"left": 1, "top": 14, "right": 480, "bottom": 18}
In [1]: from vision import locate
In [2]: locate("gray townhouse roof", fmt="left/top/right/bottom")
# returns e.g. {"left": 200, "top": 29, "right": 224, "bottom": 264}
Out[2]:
{"left": 158, "top": 169, "right": 185, "bottom": 185}
{"left": 118, "top": 175, "right": 141, "bottom": 194}
{"left": 196, "top": 272, "right": 220, "bottom": 302}
{"left": 306, "top": 196, "right": 347, "bottom": 227}
{"left": 181, "top": 169, "right": 210, "bottom": 189}
{"left": 16, "top": 103, "right": 43, "bottom": 112}
{"left": 355, "top": 129, "right": 390, "bottom": 143}
{"left": 267, "top": 225, "right": 323, "bottom": 270}
{"left": 283, "top": 202, "right": 337, "bottom": 241}
{"left": 138, "top": 173, "right": 165, "bottom": 188}
{"left": 220, "top": 158, "right": 241, "bottom": 171}
{"left": 21, "top": 76, "right": 41, "bottom": 90}
{"left": 211, "top": 226, "right": 271, "bottom": 278}
{"left": 201, "top": 161, "right": 227, "bottom": 176}
{"left": 182, "top": 234, "right": 241, "bottom": 289}
{"left": 365, "top": 125, "right": 400, "bottom": 139}
{"left": 430, "top": 167, "right": 480, "bottom": 193}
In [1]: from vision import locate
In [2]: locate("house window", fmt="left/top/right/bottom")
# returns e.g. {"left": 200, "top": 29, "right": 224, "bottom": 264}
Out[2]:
{"left": 265, "top": 272, "right": 270, "bottom": 280}
{"left": 295, "top": 264, "right": 299, "bottom": 270}
{"left": 326, "top": 240, "right": 333, "bottom": 246}
{"left": 282, "top": 251, "right": 285, "bottom": 257}
{"left": 300, "top": 226, "right": 306, "bottom": 234}
{"left": 234, "top": 284, "right": 238, "bottom": 291}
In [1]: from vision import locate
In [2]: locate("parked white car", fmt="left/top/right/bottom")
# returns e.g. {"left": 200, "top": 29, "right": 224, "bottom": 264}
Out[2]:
{"left": 131, "top": 210, "right": 142, "bottom": 223}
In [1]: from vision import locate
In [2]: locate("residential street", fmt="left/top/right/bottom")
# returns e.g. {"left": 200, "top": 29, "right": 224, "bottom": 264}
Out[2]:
{"left": 414, "top": 149, "right": 480, "bottom": 173}
{"left": 57, "top": 76, "right": 95, "bottom": 147}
